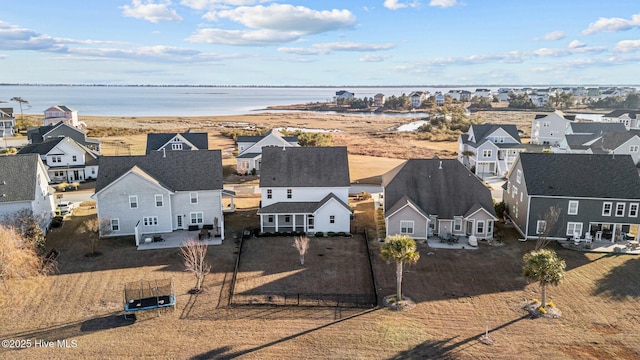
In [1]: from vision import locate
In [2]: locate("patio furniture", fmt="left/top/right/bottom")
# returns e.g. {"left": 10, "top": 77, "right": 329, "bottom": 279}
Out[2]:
{"left": 595, "top": 231, "right": 603, "bottom": 241}
{"left": 153, "top": 235, "right": 164, "bottom": 243}
{"left": 468, "top": 235, "right": 478, "bottom": 247}
{"left": 573, "top": 232, "right": 581, "bottom": 246}
{"left": 199, "top": 228, "right": 211, "bottom": 240}
{"left": 627, "top": 240, "right": 640, "bottom": 250}
{"left": 188, "top": 225, "right": 199, "bottom": 231}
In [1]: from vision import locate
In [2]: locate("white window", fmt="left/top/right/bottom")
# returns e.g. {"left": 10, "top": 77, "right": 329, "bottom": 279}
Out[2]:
{"left": 520, "top": 192, "right": 523, "bottom": 202}
{"left": 616, "top": 203, "right": 626, "bottom": 217}
{"left": 602, "top": 202, "right": 612, "bottom": 216}
{"left": 190, "top": 212, "right": 203, "bottom": 224}
{"left": 536, "top": 220, "right": 547, "bottom": 234}
{"left": 483, "top": 149, "right": 492, "bottom": 158}
{"left": 630, "top": 203, "right": 639, "bottom": 217}
{"left": 476, "top": 221, "right": 484, "bottom": 234}
{"left": 287, "top": 189, "right": 292, "bottom": 199}
{"left": 630, "top": 145, "right": 639, "bottom": 153}
{"left": 155, "top": 194, "right": 164, "bottom": 207}
{"left": 486, "top": 220, "right": 493, "bottom": 234}
{"left": 267, "top": 189, "right": 272, "bottom": 199}
{"left": 111, "top": 219, "right": 120, "bottom": 231}
{"left": 400, "top": 220, "right": 414, "bottom": 234}
{"left": 568, "top": 200, "right": 579, "bottom": 215}
{"left": 566, "top": 222, "right": 583, "bottom": 236}
{"left": 516, "top": 170, "right": 522, "bottom": 184}
{"left": 171, "top": 143, "right": 183, "bottom": 150}
{"left": 143, "top": 216, "right": 158, "bottom": 226}
{"left": 330, "top": 215, "right": 335, "bottom": 224}
{"left": 129, "top": 195, "right": 138, "bottom": 209}
{"left": 453, "top": 217, "right": 462, "bottom": 232}
{"left": 308, "top": 215, "right": 314, "bottom": 230}
{"left": 190, "top": 192, "right": 198, "bottom": 204}
{"left": 512, "top": 187, "right": 518, "bottom": 198}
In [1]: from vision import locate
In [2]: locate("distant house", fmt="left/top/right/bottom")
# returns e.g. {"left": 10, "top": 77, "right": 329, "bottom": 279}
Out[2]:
{"left": 43, "top": 105, "right": 80, "bottom": 127}
{"left": 409, "top": 91, "right": 428, "bottom": 108}
{"left": 18, "top": 137, "right": 100, "bottom": 183}
{"left": 257, "top": 146, "right": 351, "bottom": 234}
{"left": 434, "top": 92, "right": 445, "bottom": 106}
{"left": 530, "top": 110, "right": 576, "bottom": 146}
{"left": 27, "top": 122, "right": 101, "bottom": 153}
{"left": 504, "top": 153, "right": 640, "bottom": 241}
{"left": 334, "top": 90, "right": 355, "bottom": 103}
{"left": 602, "top": 110, "right": 640, "bottom": 130}
{"left": 382, "top": 158, "right": 497, "bottom": 241}
{"left": 0, "top": 108, "right": 15, "bottom": 138}
{"left": 374, "top": 93, "right": 385, "bottom": 107}
{"left": 93, "top": 151, "right": 233, "bottom": 245}
{"left": 0, "top": 154, "right": 55, "bottom": 231}
{"left": 555, "top": 122, "right": 628, "bottom": 155}
{"left": 236, "top": 129, "right": 298, "bottom": 174}
{"left": 474, "top": 89, "right": 492, "bottom": 99}
{"left": 145, "top": 131, "right": 208, "bottom": 154}
{"left": 458, "top": 124, "right": 525, "bottom": 177}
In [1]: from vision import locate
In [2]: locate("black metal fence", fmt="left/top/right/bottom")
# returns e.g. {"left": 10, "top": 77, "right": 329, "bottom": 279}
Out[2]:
{"left": 231, "top": 292, "right": 376, "bottom": 308}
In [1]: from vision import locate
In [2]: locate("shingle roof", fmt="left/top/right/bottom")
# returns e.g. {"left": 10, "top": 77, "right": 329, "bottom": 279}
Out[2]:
{"left": 95, "top": 150, "right": 223, "bottom": 193}
{"left": 260, "top": 146, "right": 350, "bottom": 187}
{"left": 603, "top": 110, "right": 640, "bottom": 118}
{"left": 569, "top": 122, "right": 627, "bottom": 135}
{"left": 519, "top": 153, "right": 640, "bottom": 198}
{"left": 588, "top": 132, "right": 640, "bottom": 153}
{"left": 257, "top": 193, "right": 349, "bottom": 214}
{"left": 145, "top": 131, "right": 209, "bottom": 154}
{"left": 534, "top": 111, "right": 576, "bottom": 120}
{"left": 382, "top": 159, "right": 495, "bottom": 219}
{"left": 470, "top": 124, "right": 521, "bottom": 143}
{"left": 0, "top": 154, "right": 39, "bottom": 203}
{"left": 18, "top": 137, "right": 65, "bottom": 155}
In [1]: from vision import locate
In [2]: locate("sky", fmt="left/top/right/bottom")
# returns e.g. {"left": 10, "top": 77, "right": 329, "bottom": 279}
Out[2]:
{"left": 2, "top": 1, "right": 640, "bottom": 86}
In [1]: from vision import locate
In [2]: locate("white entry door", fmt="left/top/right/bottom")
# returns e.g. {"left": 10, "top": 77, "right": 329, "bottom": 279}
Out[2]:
{"left": 177, "top": 214, "right": 184, "bottom": 230}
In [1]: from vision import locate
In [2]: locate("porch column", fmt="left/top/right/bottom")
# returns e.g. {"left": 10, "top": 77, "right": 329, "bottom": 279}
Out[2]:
{"left": 275, "top": 215, "right": 279, "bottom": 232}
{"left": 292, "top": 215, "right": 296, "bottom": 232}
{"left": 259, "top": 215, "right": 264, "bottom": 233}
{"left": 220, "top": 215, "right": 225, "bottom": 240}
{"left": 612, "top": 224, "right": 617, "bottom": 243}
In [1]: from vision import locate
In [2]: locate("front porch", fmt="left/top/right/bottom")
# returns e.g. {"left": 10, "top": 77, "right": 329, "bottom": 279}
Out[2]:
{"left": 136, "top": 229, "right": 222, "bottom": 250}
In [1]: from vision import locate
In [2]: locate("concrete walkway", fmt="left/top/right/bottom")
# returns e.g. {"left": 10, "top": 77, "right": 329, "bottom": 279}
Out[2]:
{"left": 421, "top": 236, "right": 479, "bottom": 250}
{"left": 557, "top": 239, "right": 640, "bottom": 254}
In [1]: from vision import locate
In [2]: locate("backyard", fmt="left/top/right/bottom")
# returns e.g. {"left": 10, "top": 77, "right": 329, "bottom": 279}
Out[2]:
{"left": 1, "top": 199, "right": 640, "bottom": 358}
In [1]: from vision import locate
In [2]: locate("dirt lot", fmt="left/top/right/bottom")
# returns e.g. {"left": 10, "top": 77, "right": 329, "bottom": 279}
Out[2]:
{"left": 2, "top": 199, "right": 640, "bottom": 359}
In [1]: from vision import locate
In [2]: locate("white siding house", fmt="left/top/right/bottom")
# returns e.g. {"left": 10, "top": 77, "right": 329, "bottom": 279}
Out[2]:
{"left": 458, "top": 124, "right": 525, "bottom": 177}
{"left": 236, "top": 129, "right": 299, "bottom": 174}
{"left": 530, "top": 110, "right": 576, "bottom": 146}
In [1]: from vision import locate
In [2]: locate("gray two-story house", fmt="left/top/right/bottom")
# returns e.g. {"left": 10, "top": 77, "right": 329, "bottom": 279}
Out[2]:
{"left": 505, "top": 153, "right": 640, "bottom": 241}
{"left": 458, "top": 123, "right": 525, "bottom": 178}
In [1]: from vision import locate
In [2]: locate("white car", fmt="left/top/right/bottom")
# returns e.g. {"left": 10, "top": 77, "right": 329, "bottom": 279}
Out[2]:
{"left": 57, "top": 201, "right": 75, "bottom": 214}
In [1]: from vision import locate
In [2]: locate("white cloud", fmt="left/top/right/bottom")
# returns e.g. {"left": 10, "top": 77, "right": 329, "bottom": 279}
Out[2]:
{"left": 215, "top": 4, "right": 355, "bottom": 34}
{"left": 582, "top": 13, "right": 640, "bottom": 35}
{"left": 180, "top": 0, "right": 269, "bottom": 11}
{"left": 568, "top": 40, "right": 586, "bottom": 49}
{"left": 121, "top": 0, "right": 183, "bottom": 23}
{"left": 277, "top": 47, "right": 324, "bottom": 55}
{"left": 360, "top": 54, "right": 391, "bottom": 62}
{"left": 0, "top": 21, "right": 64, "bottom": 51}
{"left": 187, "top": 28, "right": 300, "bottom": 46}
{"left": 429, "top": 0, "right": 457, "bottom": 8}
{"left": 613, "top": 40, "right": 640, "bottom": 53}
{"left": 541, "top": 30, "right": 565, "bottom": 41}
{"left": 384, "top": 0, "right": 420, "bottom": 10}
{"left": 278, "top": 41, "right": 394, "bottom": 55}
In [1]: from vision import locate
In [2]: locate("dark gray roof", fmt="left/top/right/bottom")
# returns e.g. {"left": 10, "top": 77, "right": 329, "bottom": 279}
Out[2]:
{"left": 27, "top": 122, "right": 98, "bottom": 147}
{"left": 565, "top": 134, "right": 599, "bottom": 149}
{"left": 145, "top": 131, "right": 209, "bottom": 154}
{"left": 569, "top": 122, "right": 627, "bottom": 135}
{"left": 236, "top": 130, "right": 298, "bottom": 144}
{"left": 95, "top": 150, "right": 223, "bottom": 193}
{"left": 260, "top": 146, "right": 350, "bottom": 187}
{"left": 604, "top": 110, "right": 640, "bottom": 119}
{"left": 236, "top": 152, "right": 261, "bottom": 159}
{"left": 535, "top": 112, "right": 576, "bottom": 120}
{"left": 257, "top": 193, "right": 350, "bottom": 214}
{"left": 588, "top": 132, "right": 640, "bottom": 153}
{"left": 0, "top": 154, "right": 40, "bottom": 203}
{"left": 0, "top": 108, "right": 14, "bottom": 117}
{"left": 18, "top": 137, "right": 65, "bottom": 155}
{"left": 470, "top": 124, "right": 521, "bottom": 143}
{"left": 382, "top": 159, "right": 495, "bottom": 219}
{"left": 519, "top": 153, "right": 640, "bottom": 198}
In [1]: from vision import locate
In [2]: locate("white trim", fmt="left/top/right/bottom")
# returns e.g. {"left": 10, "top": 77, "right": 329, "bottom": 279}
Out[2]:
{"left": 464, "top": 206, "right": 499, "bottom": 221}
{"left": 615, "top": 202, "right": 626, "bottom": 217}
{"left": 385, "top": 201, "right": 429, "bottom": 220}
{"left": 129, "top": 195, "right": 138, "bottom": 209}
{"left": 566, "top": 222, "right": 583, "bottom": 236}
{"left": 630, "top": 203, "right": 639, "bottom": 217}
{"left": 155, "top": 194, "right": 164, "bottom": 207}
{"left": 567, "top": 200, "right": 579, "bottom": 215}
{"left": 400, "top": 220, "right": 414, "bottom": 234}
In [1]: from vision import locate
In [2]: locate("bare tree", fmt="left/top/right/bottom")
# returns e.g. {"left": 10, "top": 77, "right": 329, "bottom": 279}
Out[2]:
{"left": 180, "top": 239, "right": 211, "bottom": 293}
{"left": 293, "top": 236, "right": 310, "bottom": 265}
{"left": 2, "top": 209, "right": 46, "bottom": 253}
{"left": 535, "top": 206, "right": 561, "bottom": 250}
{"left": 0, "top": 225, "right": 42, "bottom": 280}
{"left": 80, "top": 217, "right": 111, "bottom": 256}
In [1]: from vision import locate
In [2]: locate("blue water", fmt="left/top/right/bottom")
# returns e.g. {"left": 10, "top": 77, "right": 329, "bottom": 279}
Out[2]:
{"left": 0, "top": 85, "right": 492, "bottom": 117}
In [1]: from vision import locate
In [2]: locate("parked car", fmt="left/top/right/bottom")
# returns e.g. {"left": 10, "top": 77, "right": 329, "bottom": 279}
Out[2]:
{"left": 57, "top": 201, "right": 75, "bottom": 214}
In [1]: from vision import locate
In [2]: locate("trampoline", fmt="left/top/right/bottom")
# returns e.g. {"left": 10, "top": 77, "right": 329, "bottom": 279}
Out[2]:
{"left": 123, "top": 278, "right": 175, "bottom": 318}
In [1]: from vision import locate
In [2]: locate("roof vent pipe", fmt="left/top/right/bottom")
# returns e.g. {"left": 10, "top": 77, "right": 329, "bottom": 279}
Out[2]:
{"left": 162, "top": 147, "right": 166, "bottom": 158}
{"left": 439, "top": 161, "right": 443, "bottom": 170}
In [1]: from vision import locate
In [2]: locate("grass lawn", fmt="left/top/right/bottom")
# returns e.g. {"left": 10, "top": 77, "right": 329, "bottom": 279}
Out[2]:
{"left": 2, "top": 199, "right": 640, "bottom": 359}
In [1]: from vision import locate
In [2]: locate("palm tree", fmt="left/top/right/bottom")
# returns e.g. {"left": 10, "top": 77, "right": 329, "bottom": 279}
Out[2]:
{"left": 11, "top": 97, "right": 28, "bottom": 122}
{"left": 380, "top": 235, "right": 420, "bottom": 302}
{"left": 460, "top": 150, "right": 475, "bottom": 168}
{"left": 522, "top": 249, "right": 566, "bottom": 308}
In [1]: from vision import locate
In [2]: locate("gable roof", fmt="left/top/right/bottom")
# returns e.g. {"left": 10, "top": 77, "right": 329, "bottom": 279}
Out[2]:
{"left": 382, "top": 159, "right": 495, "bottom": 219}
{"left": 568, "top": 122, "right": 627, "bottom": 135}
{"left": 18, "top": 137, "right": 65, "bottom": 155}
{"left": 95, "top": 150, "right": 223, "bottom": 193}
{"left": 44, "top": 105, "right": 76, "bottom": 114}
{"left": 236, "top": 129, "right": 298, "bottom": 144}
{"left": 469, "top": 124, "right": 521, "bottom": 144}
{"left": 145, "top": 131, "right": 209, "bottom": 154}
{"left": 534, "top": 110, "right": 576, "bottom": 121}
{"left": 518, "top": 153, "right": 640, "bottom": 198}
{"left": 588, "top": 132, "right": 640, "bottom": 153}
{"left": 257, "top": 193, "right": 350, "bottom": 214}
{"left": 0, "top": 154, "right": 41, "bottom": 203}
{"left": 260, "top": 146, "right": 350, "bottom": 188}
{"left": 603, "top": 109, "right": 640, "bottom": 119}
{"left": 27, "top": 122, "right": 98, "bottom": 146}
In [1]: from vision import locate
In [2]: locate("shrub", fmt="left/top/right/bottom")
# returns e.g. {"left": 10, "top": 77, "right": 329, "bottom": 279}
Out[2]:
{"left": 262, "top": 232, "right": 272, "bottom": 237}
{"left": 50, "top": 216, "right": 63, "bottom": 228}
{"left": 315, "top": 232, "right": 324, "bottom": 237}
{"left": 327, "top": 231, "right": 336, "bottom": 237}
{"left": 336, "top": 231, "right": 347, "bottom": 237}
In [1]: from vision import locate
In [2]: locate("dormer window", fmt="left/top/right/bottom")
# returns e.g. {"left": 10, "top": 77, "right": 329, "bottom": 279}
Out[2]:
{"left": 172, "top": 143, "right": 183, "bottom": 150}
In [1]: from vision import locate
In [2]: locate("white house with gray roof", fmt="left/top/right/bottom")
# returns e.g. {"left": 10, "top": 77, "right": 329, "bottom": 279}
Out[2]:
{"left": 0, "top": 154, "right": 55, "bottom": 231}
{"left": 602, "top": 110, "right": 640, "bottom": 130}
{"left": 27, "top": 122, "right": 100, "bottom": 153}
{"left": 382, "top": 158, "right": 497, "bottom": 241}
{"left": 236, "top": 129, "right": 298, "bottom": 174}
{"left": 145, "top": 130, "right": 208, "bottom": 154}
{"left": 458, "top": 123, "right": 525, "bottom": 177}
{"left": 92, "top": 150, "right": 233, "bottom": 246}
{"left": 530, "top": 110, "right": 576, "bottom": 146}
{"left": 257, "top": 146, "right": 351, "bottom": 234}
{"left": 0, "top": 108, "right": 15, "bottom": 138}
{"left": 18, "top": 137, "right": 100, "bottom": 183}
